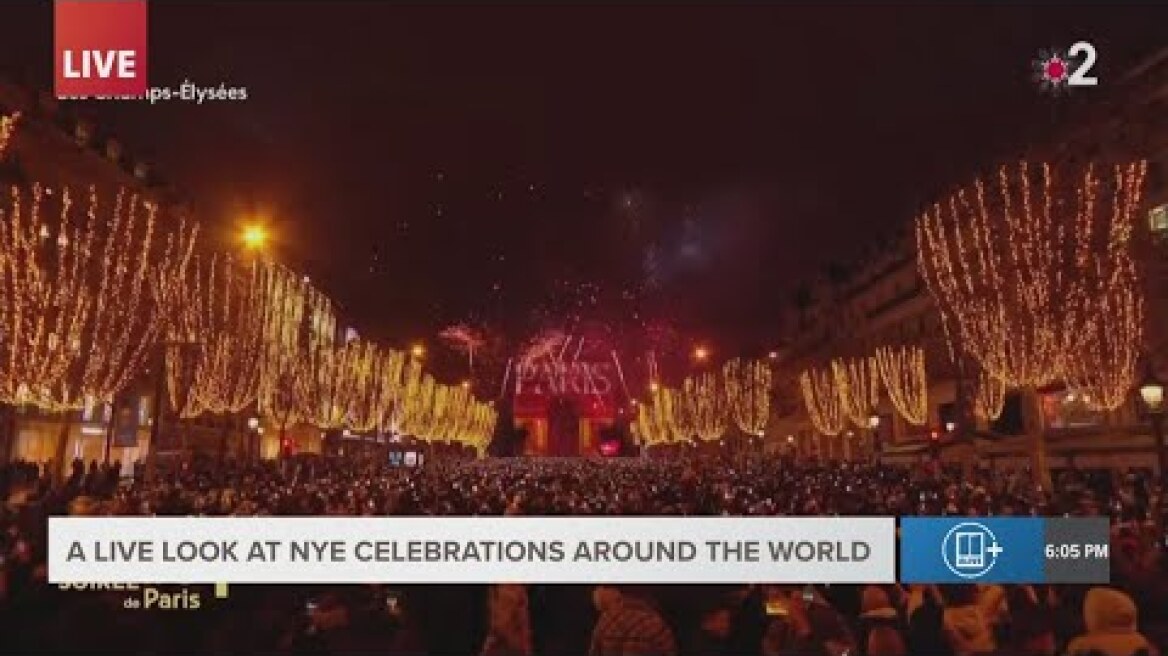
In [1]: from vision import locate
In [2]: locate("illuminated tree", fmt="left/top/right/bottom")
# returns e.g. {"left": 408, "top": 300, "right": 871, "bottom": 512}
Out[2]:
{"left": 974, "top": 368, "right": 1006, "bottom": 422}
{"left": 460, "top": 400, "right": 496, "bottom": 456}
{"left": 651, "top": 385, "right": 687, "bottom": 444}
{"left": 634, "top": 400, "right": 669, "bottom": 448}
{"left": 1064, "top": 266, "right": 1144, "bottom": 412}
{"left": 257, "top": 267, "right": 336, "bottom": 441}
{"left": 347, "top": 347, "right": 406, "bottom": 433}
{"left": 917, "top": 160, "right": 1148, "bottom": 388}
{"left": 682, "top": 372, "right": 726, "bottom": 442}
{"left": 918, "top": 161, "right": 1147, "bottom": 484}
{"left": 0, "top": 186, "right": 196, "bottom": 409}
{"left": 874, "top": 345, "right": 928, "bottom": 426}
{"left": 832, "top": 356, "right": 879, "bottom": 428}
{"left": 723, "top": 358, "right": 771, "bottom": 437}
{"left": 0, "top": 112, "right": 18, "bottom": 159}
{"left": 799, "top": 366, "right": 844, "bottom": 436}
{"left": 301, "top": 337, "right": 377, "bottom": 430}
{"left": 400, "top": 372, "right": 437, "bottom": 439}
{"left": 158, "top": 255, "right": 270, "bottom": 418}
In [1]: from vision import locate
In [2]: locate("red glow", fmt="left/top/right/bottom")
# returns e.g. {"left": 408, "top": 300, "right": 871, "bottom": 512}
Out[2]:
{"left": 599, "top": 441, "right": 620, "bottom": 456}
{"left": 1043, "top": 57, "right": 1067, "bottom": 82}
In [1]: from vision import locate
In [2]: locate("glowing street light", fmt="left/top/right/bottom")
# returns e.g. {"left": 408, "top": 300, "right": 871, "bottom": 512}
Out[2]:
{"left": 411, "top": 343, "right": 426, "bottom": 359}
{"left": 241, "top": 223, "right": 269, "bottom": 252}
{"left": 693, "top": 345, "right": 710, "bottom": 363}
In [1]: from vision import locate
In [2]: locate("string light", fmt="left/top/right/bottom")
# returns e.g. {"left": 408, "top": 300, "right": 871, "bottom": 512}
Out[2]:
{"left": 723, "top": 358, "right": 770, "bottom": 437}
{"left": 874, "top": 345, "right": 928, "bottom": 425}
{"left": 832, "top": 355, "right": 879, "bottom": 428}
{"left": 1065, "top": 265, "right": 1144, "bottom": 411}
{"left": 799, "top": 366, "right": 844, "bottom": 436}
{"left": 634, "top": 400, "right": 669, "bottom": 447}
{"left": 0, "top": 111, "right": 19, "bottom": 159}
{"left": 385, "top": 355, "right": 423, "bottom": 435}
{"left": 975, "top": 368, "right": 1006, "bottom": 421}
{"left": 257, "top": 266, "right": 336, "bottom": 431}
{"left": 159, "top": 255, "right": 268, "bottom": 418}
{"left": 917, "top": 160, "right": 1148, "bottom": 389}
{"left": 0, "top": 185, "right": 196, "bottom": 410}
{"left": 650, "top": 385, "right": 686, "bottom": 444}
{"left": 681, "top": 372, "right": 726, "bottom": 442}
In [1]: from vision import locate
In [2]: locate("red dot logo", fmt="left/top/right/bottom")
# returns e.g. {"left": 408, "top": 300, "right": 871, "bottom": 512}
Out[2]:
{"left": 1043, "top": 57, "right": 1068, "bottom": 82}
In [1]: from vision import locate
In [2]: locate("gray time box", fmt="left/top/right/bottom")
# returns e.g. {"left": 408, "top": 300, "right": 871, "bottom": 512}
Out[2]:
{"left": 1044, "top": 517, "right": 1110, "bottom": 584}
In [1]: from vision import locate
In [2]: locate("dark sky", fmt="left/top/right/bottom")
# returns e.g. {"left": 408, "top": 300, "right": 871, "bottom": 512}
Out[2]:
{"left": 2, "top": 3, "right": 1166, "bottom": 359}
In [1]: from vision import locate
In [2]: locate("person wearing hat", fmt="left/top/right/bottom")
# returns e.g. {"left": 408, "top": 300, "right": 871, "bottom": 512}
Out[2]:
{"left": 1065, "top": 587, "right": 1159, "bottom": 656}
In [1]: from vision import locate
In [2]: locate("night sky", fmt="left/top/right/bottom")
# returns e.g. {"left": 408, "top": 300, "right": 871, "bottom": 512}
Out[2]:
{"left": 2, "top": 4, "right": 1166, "bottom": 363}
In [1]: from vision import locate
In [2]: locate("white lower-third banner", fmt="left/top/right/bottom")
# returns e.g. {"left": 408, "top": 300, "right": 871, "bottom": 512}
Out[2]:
{"left": 49, "top": 516, "right": 895, "bottom": 584}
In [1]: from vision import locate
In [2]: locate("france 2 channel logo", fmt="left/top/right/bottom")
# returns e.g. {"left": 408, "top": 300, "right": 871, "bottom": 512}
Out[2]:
{"left": 1033, "top": 41, "right": 1098, "bottom": 94}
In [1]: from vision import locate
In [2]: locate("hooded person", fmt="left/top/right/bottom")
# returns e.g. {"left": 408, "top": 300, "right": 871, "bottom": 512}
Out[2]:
{"left": 1065, "top": 587, "right": 1159, "bottom": 656}
{"left": 941, "top": 585, "right": 996, "bottom": 656}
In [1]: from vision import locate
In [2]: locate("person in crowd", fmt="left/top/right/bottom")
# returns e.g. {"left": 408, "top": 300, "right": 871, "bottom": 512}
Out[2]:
{"left": 1065, "top": 586, "right": 1160, "bottom": 656}
{"left": 1001, "top": 584, "right": 1057, "bottom": 656}
{"left": 856, "top": 585, "right": 905, "bottom": 656}
{"left": 940, "top": 584, "right": 997, "bottom": 655}
{"left": 906, "top": 584, "right": 953, "bottom": 656}
{"left": 589, "top": 585, "right": 677, "bottom": 656}
{"left": 481, "top": 583, "right": 533, "bottom": 656}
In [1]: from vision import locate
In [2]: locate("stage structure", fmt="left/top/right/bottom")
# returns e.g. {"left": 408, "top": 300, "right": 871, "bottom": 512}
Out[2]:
{"left": 507, "top": 331, "right": 631, "bottom": 456}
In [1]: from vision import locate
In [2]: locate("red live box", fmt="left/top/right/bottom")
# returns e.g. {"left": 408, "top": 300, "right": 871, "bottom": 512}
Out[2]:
{"left": 54, "top": 0, "right": 149, "bottom": 98}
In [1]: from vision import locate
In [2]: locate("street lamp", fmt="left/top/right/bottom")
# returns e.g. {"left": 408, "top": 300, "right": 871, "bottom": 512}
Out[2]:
{"left": 411, "top": 343, "right": 426, "bottom": 359}
{"left": 1137, "top": 361, "right": 1168, "bottom": 563}
{"left": 868, "top": 413, "right": 881, "bottom": 464}
{"left": 693, "top": 345, "right": 710, "bottom": 364}
{"left": 241, "top": 223, "right": 268, "bottom": 252}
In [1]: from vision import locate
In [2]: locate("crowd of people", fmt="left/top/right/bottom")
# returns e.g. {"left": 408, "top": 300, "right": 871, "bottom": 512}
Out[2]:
{"left": 1, "top": 454, "right": 1165, "bottom": 655}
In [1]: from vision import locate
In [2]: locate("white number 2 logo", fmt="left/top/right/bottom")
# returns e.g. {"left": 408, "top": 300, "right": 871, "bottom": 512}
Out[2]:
{"left": 1067, "top": 41, "right": 1098, "bottom": 87}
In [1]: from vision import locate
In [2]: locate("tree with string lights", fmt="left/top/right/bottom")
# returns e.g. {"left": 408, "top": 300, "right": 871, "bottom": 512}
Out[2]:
{"left": 832, "top": 356, "right": 879, "bottom": 428}
{"left": 874, "top": 345, "right": 928, "bottom": 427}
{"left": 256, "top": 267, "right": 336, "bottom": 457}
{"left": 917, "top": 160, "right": 1148, "bottom": 486}
{"left": 799, "top": 366, "right": 845, "bottom": 439}
{"left": 723, "top": 358, "right": 771, "bottom": 442}
{"left": 158, "top": 255, "right": 271, "bottom": 419}
{"left": 0, "top": 112, "right": 18, "bottom": 159}
{"left": 0, "top": 184, "right": 196, "bottom": 475}
{"left": 974, "top": 368, "right": 1007, "bottom": 422}
{"left": 682, "top": 372, "right": 726, "bottom": 443}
